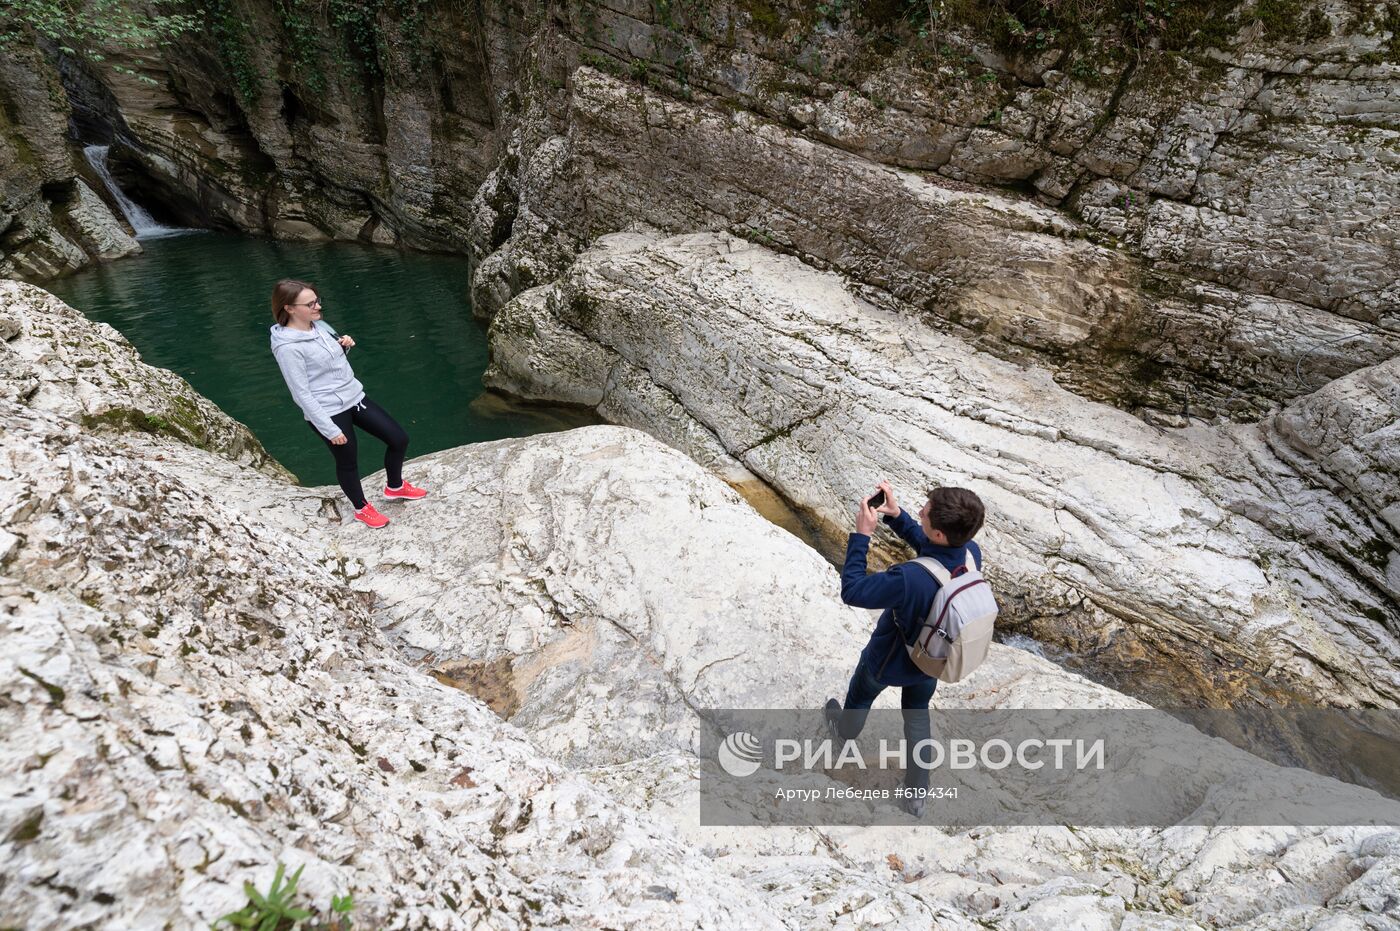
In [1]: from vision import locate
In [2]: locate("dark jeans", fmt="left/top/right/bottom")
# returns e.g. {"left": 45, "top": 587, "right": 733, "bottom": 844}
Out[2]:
{"left": 310, "top": 397, "right": 408, "bottom": 510}
{"left": 837, "top": 659, "right": 937, "bottom": 790}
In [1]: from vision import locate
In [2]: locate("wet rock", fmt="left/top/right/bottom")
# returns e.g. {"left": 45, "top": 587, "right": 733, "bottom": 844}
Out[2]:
{"left": 0, "top": 44, "right": 134, "bottom": 280}
{"left": 61, "top": 179, "right": 140, "bottom": 260}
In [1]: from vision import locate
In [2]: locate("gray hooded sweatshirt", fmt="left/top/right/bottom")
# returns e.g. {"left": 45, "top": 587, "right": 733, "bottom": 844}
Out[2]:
{"left": 270, "top": 320, "right": 365, "bottom": 439}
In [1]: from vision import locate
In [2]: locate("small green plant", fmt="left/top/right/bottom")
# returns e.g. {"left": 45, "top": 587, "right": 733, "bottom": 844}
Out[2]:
{"left": 217, "top": 863, "right": 311, "bottom": 930}
{"left": 331, "top": 894, "right": 355, "bottom": 920}
{"left": 215, "top": 864, "right": 357, "bottom": 930}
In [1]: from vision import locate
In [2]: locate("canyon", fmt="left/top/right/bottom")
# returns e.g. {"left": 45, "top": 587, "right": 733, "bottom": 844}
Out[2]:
{"left": 1, "top": 0, "right": 1399, "bottom": 926}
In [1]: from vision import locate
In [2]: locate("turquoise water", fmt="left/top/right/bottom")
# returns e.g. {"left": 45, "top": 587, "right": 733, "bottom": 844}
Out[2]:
{"left": 49, "top": 232, "right": 596, "bottom": 483}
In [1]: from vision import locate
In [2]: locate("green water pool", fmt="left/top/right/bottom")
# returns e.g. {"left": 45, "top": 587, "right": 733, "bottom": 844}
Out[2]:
{"left": 49, "top": 232, "right": 596, "bottom": 483}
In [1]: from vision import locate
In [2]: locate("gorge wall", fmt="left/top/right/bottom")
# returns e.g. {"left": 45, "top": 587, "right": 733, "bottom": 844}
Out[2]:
{"left": 5, "top": 0, "right": 1397, "bottom": 417}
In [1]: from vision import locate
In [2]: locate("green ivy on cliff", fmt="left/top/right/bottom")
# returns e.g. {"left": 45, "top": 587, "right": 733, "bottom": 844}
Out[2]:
{"left": 205, "top": 0, "right": 260, "bottom": 103}
{"left": 273, "top": 0, "right": 329, "bottom": 92}
{"left": 273, "top": 0, "right": 435, "bottom": 93}
{"left": 0, "top": 0, "right": 195, "bottom": 81}
{"left": 197, "top": 0, "right": 438, "bottom": 106}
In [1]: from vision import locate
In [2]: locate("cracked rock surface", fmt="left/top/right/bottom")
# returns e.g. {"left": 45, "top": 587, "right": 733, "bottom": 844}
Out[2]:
{"left": 3, "top": 283, "right": 1399, "bottom": 929}
{"left": 484, "top": 230, "right": 1400, "bottom": 709}
{"left": 0, "top": 294, "right": 791, "bottom": 930}
{"left": 0, "top": 279, "right": 287, "bottom": 480}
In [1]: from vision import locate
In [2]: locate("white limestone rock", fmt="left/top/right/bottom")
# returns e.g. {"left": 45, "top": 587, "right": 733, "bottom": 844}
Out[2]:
{"left": 0, "top": 279, "right": 287, "bottom": 480}
{"left": 311, "top": 426, "right": 1400, "bottom": 931}
{"left": 154, "top": 419, "right": 1400, "bottom": 931}
{"left": 483, "top": 231, "right": 1400, "bottom": 708}
{"left": 0, "top": 400, "right": 790, "bottom": 930}
{"left": 4, "top": 283, "right": 1397, "bottom": 931}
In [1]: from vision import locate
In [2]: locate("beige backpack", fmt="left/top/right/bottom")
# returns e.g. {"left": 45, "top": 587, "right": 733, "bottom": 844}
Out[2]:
{"left": 905, "top": 553, "right": 998, "bottom": 683}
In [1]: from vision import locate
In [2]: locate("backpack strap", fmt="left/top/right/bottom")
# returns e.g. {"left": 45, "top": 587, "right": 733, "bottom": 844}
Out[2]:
{"left": 892, "top": 558, "right": 949, "bottom": 645}
{"left": 909, "top": 557, "right": 952, "bottom": 586}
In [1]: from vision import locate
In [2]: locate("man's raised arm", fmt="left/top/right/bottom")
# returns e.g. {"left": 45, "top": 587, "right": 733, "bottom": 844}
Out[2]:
{"left": 841, "top": 495, "right": 907, "bottom": 610}
{"left": 872, "top": 481, "right": 930, "bottom": 552}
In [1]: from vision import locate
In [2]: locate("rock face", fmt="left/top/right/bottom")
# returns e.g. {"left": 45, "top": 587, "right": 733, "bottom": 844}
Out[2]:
{"left": 0, "top": 44, "right": 138, "bottom": 280}
{"left": 7, "top": 0, "right": 1390, "bottom": 418}
{"left": 465, "top": 0, "right": 1400, "bottom": 419}
{"left": 5, "top": 284, "right": 1400, "bottom": 930}
{"left": 0, "top": 279, "right": 286, "bottom": 479}
{"left": 473, "top": 63, "right": 1400, "bottom": 422}
{"left": 484, "top": 231, "right": 1400, "bottom": 709}
{"left": 53, "top": 0, "right": 508, "bottom": 251}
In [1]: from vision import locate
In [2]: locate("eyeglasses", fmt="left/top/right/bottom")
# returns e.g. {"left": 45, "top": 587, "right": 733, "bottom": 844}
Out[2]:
{"left": 290, "top": 299, "right": 322, "bottom": 308}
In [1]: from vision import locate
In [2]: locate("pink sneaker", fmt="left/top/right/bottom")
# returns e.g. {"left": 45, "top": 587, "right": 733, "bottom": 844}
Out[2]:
{"left": 354, "top": 502, "right": 390, "bottom": 528}
{"left": 384, "top": 480, "right": 428, "bottom": 501}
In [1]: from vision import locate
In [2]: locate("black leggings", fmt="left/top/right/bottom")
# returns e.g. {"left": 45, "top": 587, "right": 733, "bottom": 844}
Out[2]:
{"left": 310, "top": 397, "right": 409, "bottom": 509}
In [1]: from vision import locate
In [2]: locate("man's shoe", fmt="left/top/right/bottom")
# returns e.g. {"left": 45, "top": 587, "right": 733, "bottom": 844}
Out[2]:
{"left": 354, "top": 503, "right": 390, "bottom": 528}
{"left": 901, "top": 794, "right": 926, "bottom": 819}
{"left": 384, "top": 480, "right": 428, "bottom": 500}
{"left": 825, "top": 698, "right": 843, "bottom": 742}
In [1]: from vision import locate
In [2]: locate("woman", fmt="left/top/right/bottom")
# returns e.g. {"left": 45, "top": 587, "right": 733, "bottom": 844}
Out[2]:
{"left": 270, "top": 278, "right": 427, "bottom": 528}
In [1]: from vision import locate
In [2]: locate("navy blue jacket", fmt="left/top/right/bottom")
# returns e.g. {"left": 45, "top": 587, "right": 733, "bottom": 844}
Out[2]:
{"left": 841, "top": 509, "right": 984, "bottom": 686}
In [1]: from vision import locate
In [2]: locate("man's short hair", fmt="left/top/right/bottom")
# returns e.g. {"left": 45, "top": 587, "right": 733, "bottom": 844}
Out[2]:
{"left": 927, "top": 487, "right": 985, "bottom": 547}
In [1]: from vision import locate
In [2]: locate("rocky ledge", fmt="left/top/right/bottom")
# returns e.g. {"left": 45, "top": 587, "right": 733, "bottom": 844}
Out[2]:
{"left": 484, "top": 230, "right": 1400, "bottom": 710}
{"left": 0, "top": 279, "right": 286, "bottom": 479}
{"left": 4, "top": 282, "right": 1400, "bottom": 929}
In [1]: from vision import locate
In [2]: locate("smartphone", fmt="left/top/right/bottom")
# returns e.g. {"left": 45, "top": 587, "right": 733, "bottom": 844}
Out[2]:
{"left": 867, "top": 489, "right": 886, "bottom": 509}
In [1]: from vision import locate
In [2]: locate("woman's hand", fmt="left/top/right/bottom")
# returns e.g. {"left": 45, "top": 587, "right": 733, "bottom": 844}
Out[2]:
{"left": 330, "top": 433, "right": 348, "bottom": 445}
{"left": 338, "top": 335, "right": 355, "bottom": 349}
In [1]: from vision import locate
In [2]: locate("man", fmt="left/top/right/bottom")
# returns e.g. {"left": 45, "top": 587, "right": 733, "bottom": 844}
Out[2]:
{"left": 827, "top": 481, "right": 986, "bottom": 817}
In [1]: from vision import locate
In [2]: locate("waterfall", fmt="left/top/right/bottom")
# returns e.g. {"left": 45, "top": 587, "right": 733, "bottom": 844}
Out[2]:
{"left": 82, "top": 144, "right": 188, "bottom": 239}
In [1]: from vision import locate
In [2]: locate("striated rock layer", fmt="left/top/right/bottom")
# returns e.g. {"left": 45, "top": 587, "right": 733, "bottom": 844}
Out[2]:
{"left": 472, "top": 63, "right": 1400, "bottom": 420}
{"left": 3, "top": 0, "right": 1392, "bottom": 416}
{"left": 484, "top": 231, "right": 1400, "bottom": 709}
{"left": 0, "top": 44, "right": 138, "bottom": 280}
{"left": 4, "top": 284, "right": 1399, "bottom": 929}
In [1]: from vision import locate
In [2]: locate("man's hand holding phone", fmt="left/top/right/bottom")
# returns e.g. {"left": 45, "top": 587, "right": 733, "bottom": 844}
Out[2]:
{"left": 858, "top": 480, "right": 899, "bottom": 535}
{"left": 856, "top": 495, "right": 878, "bottom": 536}
{"left": 868, "top": 480, "right": 899, "bottom": 517}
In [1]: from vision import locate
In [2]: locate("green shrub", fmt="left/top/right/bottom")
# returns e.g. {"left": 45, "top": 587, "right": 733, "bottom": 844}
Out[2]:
{"left": 0, "top": 0, "right": 196, "bottom": 82}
